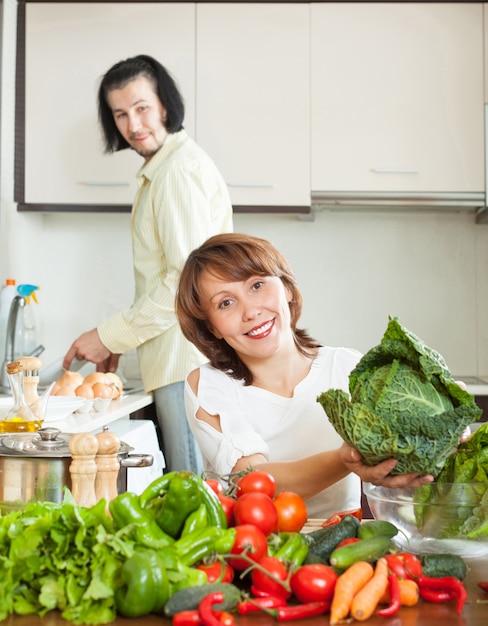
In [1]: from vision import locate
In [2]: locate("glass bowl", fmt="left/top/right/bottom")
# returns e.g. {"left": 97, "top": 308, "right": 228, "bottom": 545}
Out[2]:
{"left": 363, "top": 482, "right": 488, "bottom": 558}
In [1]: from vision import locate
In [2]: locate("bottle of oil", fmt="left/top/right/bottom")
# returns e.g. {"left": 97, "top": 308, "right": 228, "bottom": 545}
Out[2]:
{"left": 0, "top": 360, "right": 43, "bottom": 433}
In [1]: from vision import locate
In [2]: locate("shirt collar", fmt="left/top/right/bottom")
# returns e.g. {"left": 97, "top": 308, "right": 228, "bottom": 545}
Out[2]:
{"left": 136, "top": 129, "right": 188, "bottom": 183}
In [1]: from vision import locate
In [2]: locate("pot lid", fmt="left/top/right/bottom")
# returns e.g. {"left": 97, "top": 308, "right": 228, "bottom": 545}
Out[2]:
{"left": 0, "top": 427, "right": 131, "bottom": 458}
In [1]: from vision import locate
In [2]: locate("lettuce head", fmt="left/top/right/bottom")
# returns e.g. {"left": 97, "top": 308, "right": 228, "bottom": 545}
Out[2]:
{"left": 317, "top": 316, "right": 482, "bottom": 476}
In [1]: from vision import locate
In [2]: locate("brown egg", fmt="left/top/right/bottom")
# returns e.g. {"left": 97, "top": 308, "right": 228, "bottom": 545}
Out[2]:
{"left": 92, "top": 382, "right": 114, "bottom": 399}
{"left": 75, "top": 383, "right": 95, "bottom": 400}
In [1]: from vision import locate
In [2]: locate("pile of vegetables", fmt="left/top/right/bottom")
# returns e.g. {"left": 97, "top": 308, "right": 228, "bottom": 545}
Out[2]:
{"left": 317, "top": 316, "right": 482, "bottom": 476}
{"left": 0, "top": 468, "right": 474, "bottom": 624}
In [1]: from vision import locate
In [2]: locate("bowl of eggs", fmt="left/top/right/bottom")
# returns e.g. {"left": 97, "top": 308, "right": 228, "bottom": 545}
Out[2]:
{"left": 50, "top": 370, "right": 123, "bottom": 414}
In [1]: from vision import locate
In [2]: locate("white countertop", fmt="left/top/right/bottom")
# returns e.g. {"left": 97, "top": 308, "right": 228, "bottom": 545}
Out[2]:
{"left": 466, "top": 384, "right": 488, "bottom": 396}
{"left": 44, "top": 392, "right": 154, "bottom": 433}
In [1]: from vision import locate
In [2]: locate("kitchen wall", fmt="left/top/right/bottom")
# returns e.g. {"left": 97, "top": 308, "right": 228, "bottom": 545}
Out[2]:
{"left": 1, "top": 0, "right": 488, "bottom": 383}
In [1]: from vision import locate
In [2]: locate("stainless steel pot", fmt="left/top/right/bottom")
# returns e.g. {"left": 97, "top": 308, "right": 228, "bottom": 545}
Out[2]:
{"left": 0, "top": 427, "right": 153, "bottom": 507}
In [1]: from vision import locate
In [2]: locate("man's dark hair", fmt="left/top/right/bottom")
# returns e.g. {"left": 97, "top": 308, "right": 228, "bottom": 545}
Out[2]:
{"left": 97, "top": 54, "right": 185, "bottom": 153}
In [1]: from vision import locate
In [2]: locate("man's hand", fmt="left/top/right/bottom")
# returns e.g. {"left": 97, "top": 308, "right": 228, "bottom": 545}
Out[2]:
{"left": 63, "top": 328, "right": 114, "bottom": 371}
{"left": 340, "top": 443, "right": 434, "bottom": 489}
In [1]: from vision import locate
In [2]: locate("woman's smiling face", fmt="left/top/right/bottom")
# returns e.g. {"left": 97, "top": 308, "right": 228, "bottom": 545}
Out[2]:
{"left": 200, "top": 269, "right": 293, "bottom": 359}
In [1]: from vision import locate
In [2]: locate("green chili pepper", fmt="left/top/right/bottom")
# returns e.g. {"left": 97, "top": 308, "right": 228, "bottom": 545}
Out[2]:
{"left": 185, "top": 472, "right": 228, "bottom": 529}
{"left": 170, "top": 563, "right": 209, "bottom": 593}
{"left": 139, "top": 472, "right": 175, "bottom": 508}
{"left": 175, "top": 527, "right": 237, "bottom": 567}
{"left": 109, "top": 491, "right": 174, "bottom": 549}
{"left": 275, "top": 532, "right": 309, "bottom": 567}
{"left": 181, "top": 502, "right": 208, "bottom": 537}
{"left": 114, "top": 549, "right": 170, "bottom": 617}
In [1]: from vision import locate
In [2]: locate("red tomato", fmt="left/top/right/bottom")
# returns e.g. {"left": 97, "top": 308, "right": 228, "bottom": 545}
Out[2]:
{"left": 205, "top": 478, "right": 224, "bottom": 496}
{"left": 234, "top": 492, "right": 278, "bottom": 535}
{"left": 321, "top": 508, "right": 363, "bottom": 527}
{"left": 236, "top": 471, "right": 277, "bottom": 498}
{"left": 385, "top": 553, "right": 422, "bottom": 580}
{"left": 218, "top": 494, "right": 236, "bottom": 527}
{"left": 229, "top": 524, "right": 268, "bottom": 571}
{"left": 290, "top": 564, "right": 338, "bottom": 604}
{"left": 273, "top": 491, "right": 308, "bottom": 532}
{"left": 196, "top": 561, "right": 235, "bottom": 584}
{"left": 335, "top": 538, "right": 361, "bottom": 549}
{"left": 251, "top": 556, "right": 292, "bottom": 599}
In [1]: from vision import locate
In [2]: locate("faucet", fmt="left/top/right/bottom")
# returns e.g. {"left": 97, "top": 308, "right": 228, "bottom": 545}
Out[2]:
{"left": 0, "top": 295, "right": 45, "bottom": 390}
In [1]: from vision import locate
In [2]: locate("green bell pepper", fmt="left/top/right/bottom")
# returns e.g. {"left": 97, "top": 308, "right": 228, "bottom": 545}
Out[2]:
{"left": 153, "top": 472, "right": 202, "bottom": 538}
{"left": 115, "top": 549, "right": 170, "bottom": 618}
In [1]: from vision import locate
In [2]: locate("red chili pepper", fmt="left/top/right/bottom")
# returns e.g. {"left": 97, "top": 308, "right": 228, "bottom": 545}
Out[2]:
{"left": 377, "top": 574, "right": 401, "bottom": 617}
{"left": 269, "top": 601, "right": 329, "bottom": 621}
{"left": 417, "top": 575, "right": 467, "bottom": 615}
{"left": 198, "top": 592, "right": 236, "bottom": 626}
{"left": 478, "top": 581, "right": 488, "bottom": 593}
{"left": 250, "top": 584, "right": 274, "bottom": 597}
{"left": 419, "top": 588, "right": 458, "bottom": 604}
{"left": 173, "top": 610, "right": 203, "bottom": 626}
{"left": 173, "top": 610, "right": 234, "bottom": 626}
{"left": 237, "top": 595, "right": 287, "bottom": 614}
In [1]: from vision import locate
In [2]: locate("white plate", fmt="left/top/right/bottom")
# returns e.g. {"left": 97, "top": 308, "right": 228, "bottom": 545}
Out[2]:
{"left": 0, "top": 395, "right": 84, "bottom": 423}
{"left": 45, "top": 396, "right": 85, "bottom": 421}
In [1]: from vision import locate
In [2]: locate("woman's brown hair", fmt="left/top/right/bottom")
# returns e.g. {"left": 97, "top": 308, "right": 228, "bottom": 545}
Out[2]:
{"left": 176, "top": 233, "right": 321, "bottom": 384}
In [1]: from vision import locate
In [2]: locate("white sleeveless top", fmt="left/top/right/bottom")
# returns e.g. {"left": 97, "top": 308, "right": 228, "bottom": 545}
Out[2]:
{"left": 184, "top": 346, "right": 362, "bottom": 518}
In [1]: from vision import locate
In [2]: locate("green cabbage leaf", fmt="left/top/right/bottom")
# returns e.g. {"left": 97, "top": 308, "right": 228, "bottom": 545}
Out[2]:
{"left": 317, "top": 316, "right": 482, "bottom": 476}
{"left": 413, "top": 422, "right": 488, "bottom": 538}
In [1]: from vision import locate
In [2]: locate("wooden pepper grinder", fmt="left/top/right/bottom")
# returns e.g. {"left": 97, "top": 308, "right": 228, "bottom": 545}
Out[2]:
{"left": 69, "top": 432, "right": 99, "bottom": 507}
{"left": 94, "top": 426, "right": 121, "bottom": 507}
{"left": 17, "top": 356, "right": 42, "bottom": 406}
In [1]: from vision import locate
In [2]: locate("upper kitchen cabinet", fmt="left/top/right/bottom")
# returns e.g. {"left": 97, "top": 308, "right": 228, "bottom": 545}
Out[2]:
{"left": 22, "top": 3, "right": 195, "bottom": 206}
{"left": 485, "top": 3, "right": 488, "bottom": 102}
{"left": 195, "top": 3, "right": 310, "bottom": 209}
{"left": 311, "top": 2, "right": 484, "bottom": 206}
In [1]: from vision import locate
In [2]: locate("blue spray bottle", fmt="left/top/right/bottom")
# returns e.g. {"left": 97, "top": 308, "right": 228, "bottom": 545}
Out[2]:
{"left": 16, "top": 284, "right": 41, "bottom": 357}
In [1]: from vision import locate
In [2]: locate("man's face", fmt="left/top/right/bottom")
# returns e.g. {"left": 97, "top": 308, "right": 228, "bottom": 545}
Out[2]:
{"left": 107, "top": 75, "right": 169, "bottom": 161}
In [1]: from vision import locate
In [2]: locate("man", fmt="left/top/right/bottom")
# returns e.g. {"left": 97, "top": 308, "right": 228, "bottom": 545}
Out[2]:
{"left": 63, "top": 55, "right": 233, "bottom": 473}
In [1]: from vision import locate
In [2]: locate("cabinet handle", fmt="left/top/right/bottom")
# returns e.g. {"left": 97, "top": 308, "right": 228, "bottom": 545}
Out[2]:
{"left": 370, "top": 168, "right": 419, "bottom": 174}
{"left": 78, "top": 181, "right": 130, "bottom": 187}
{"left": 227, "top": 183, "right": 274, "bottom": 188}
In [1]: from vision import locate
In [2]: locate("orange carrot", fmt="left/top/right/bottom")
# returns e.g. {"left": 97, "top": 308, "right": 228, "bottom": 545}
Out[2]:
{"left": 350, "top": 557, "right": 389, "bottom": 621}
{"left": 329, "top": 561, "right": 374, "bottom": 625}
{"left": 380, "top": 578, "right": 419, "bottom": 607}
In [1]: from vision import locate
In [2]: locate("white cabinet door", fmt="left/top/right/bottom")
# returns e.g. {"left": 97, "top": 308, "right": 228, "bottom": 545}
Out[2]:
{"left": 25, "top": 3, "right": 195, "bottom": 205}
{"left": 196, "top": 3, "right": 310, "bottom": 208}
{"left": 311, "top": 2, "right": 484, "bottom": 195}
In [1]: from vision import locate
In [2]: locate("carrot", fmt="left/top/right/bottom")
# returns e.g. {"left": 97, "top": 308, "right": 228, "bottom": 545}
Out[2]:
{"left": 329, "top": 561, "right": 374, "bottom": 625}
{"left": 380, "top": 578, "right": 419, "bottom": 607}
{"left": 350, "top": 557, "right": 389, "bottom": 621}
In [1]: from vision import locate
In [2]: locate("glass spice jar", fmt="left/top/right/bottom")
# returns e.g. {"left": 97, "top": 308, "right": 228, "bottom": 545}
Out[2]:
{"left": 0, "top": 360, "right": 43, "bottom": 433}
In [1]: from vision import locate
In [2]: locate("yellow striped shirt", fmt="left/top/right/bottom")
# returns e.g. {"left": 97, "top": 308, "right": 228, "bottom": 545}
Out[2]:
{"left": 97, "top": 130, "right": 233, "bottom": 392}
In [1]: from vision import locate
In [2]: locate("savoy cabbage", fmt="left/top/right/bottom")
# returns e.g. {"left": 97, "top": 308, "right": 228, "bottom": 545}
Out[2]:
{"left": 317, "top": 317, "right": 482, "bottom": 476}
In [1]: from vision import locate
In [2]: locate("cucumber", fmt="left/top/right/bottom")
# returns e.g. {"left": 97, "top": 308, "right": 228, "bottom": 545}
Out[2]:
{"left": 420, "top": 554, "right": 468, "bottom": 581}
{"left": 358, "top": 520, "right": 398, "bottom": 539}
{"left": 329, "top": 535, "right": 392, "bottom": 569}
{"left": 304, "top": 515, "right": 360, "bottom": 564}
{"left": 164, "top": 583, "right": 241, "bottom": 616}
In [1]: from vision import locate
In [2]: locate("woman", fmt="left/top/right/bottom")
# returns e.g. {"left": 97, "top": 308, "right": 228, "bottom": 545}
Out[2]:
{"left": 176, "top": 233, "right": 433, "bottom": 518}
